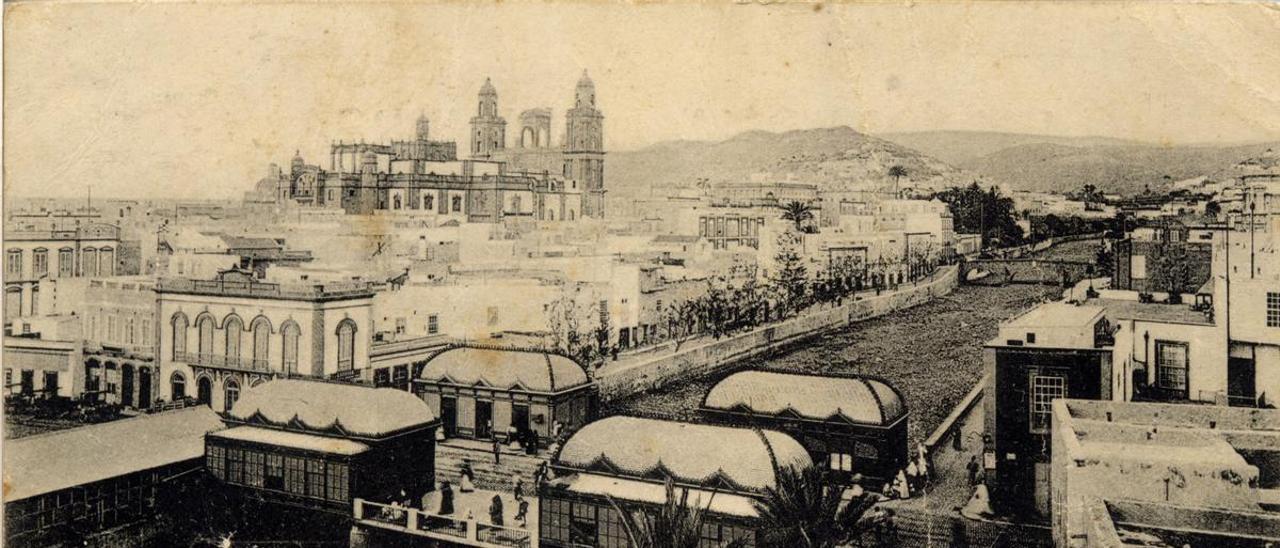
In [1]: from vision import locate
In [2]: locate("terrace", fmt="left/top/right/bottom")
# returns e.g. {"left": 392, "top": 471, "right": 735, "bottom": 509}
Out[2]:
{"left": 156, "top": 277, "right": 375, "bottom": 301}
{"left": 354, "top": 494, "right": 536, "bottom": 548}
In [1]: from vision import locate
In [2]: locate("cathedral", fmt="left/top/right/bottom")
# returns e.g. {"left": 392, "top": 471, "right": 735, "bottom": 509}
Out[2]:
{"left": 265, "top": 72, "right": 605, "bottom": 221}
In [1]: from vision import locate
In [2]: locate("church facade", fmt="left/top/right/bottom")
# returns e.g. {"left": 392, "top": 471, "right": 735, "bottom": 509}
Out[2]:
{"left": 267, "top": 72, "right": 605, "bottom": 221}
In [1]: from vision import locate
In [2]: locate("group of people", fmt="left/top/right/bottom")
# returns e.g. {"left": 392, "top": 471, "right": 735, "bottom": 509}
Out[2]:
{"left": 429, "top": 460, "right": 532, "bottom": 529}
{"left": 882, "top": 445, "right": 932, "bottom": 500}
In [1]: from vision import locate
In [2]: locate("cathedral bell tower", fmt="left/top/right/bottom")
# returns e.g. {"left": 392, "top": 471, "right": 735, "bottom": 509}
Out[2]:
{"left": 469, "top": 78, "right": 506, "bottom": 159}
{"left": 564, "top": 70, "right": 606, "bottom": 218}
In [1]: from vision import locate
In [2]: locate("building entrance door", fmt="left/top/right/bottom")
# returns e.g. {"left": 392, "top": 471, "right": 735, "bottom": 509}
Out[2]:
{"left": 441, "top": 396, "right": 458, "bottom": 437}
{"left": 197, "top": 377, "right": 213, "bottom": 406}
{"left": 512, "top": 403, "right": 530, "bottom": 438}
{"left": 138, "top": 368, "right": 152, "bottom": 409}
{"left": 1228, "top": 356, "right": 1256, "bottom": 406}
{"left": 121, "top": 365, "right": 135, "bottom": 407}
{"left": 475, "top": 400, "right": 493, "bottom": 439}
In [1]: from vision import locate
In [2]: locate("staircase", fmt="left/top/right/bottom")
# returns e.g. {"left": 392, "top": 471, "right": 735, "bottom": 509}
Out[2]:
{"left": 435, "top": 441, "right": 548, "bottom": 493}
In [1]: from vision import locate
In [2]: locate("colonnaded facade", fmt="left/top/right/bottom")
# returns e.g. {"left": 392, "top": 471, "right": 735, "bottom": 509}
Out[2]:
{"left": 264, "top": 71, "right": 605, "bottom": 220}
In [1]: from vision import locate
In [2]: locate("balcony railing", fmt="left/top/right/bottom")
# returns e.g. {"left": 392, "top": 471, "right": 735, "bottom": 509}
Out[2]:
{"left": 354, "top": 498, "right": 532, "bottom": 548}
{"left": 176, "top": 352, "right": 292, "bottom": 375}
{"left": 156, "top": 278, "right": 375, "bottom": 300}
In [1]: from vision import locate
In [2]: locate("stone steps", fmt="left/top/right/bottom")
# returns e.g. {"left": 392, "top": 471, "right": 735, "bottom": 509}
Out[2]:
{"left": 435, "top": 443, "right": 548, "bottom": 493}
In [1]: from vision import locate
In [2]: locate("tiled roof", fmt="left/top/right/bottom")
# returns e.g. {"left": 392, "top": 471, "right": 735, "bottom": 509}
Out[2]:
{"left": 703, "top": 370, "right": 906, "bottom": 425}
{"left": 555, "top": 416, "right": 811, "bottom": 492}
{"left": 228, "top": 379, "right": 435, "bottom": 438}
{"left": 419, "top": 347, "right": 590, "bottom": 393}
{"left": 3, "top": 407, "right": 225, "bottom": 501}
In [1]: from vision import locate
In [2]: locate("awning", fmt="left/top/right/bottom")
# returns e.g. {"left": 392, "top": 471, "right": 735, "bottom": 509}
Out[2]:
{"left": 209, "top": 426, "right": 370, "bottom": 456}
{"left": 560, "top": 474, "right": 760, "bottom": 518}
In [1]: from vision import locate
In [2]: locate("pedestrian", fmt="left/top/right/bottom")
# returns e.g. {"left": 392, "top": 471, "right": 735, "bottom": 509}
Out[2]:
{"left": 515, "top": 498, "right": 530, "bottom": 527}
{"left": 514, "top": 478, "right": 525, "bottom": 501}
{"left": 492, "top": 436, "right": 501, "bottom": 465}
{"left": 438, "top": 482, "right": 455, "bottom": 515}
{"left": 906, "top": 459, "right": 920, "bottom": 493}
{"left": 460, "top": 460, "right": 476, "bottom": 493}
{"left": 967, "top": 455, "right": 980, "bottom": 487}
{"left": 489, "top": 494, "right": 505, "bottom": 526}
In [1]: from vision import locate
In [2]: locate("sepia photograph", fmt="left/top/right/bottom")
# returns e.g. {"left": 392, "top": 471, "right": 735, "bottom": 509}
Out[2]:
{"left": 2, "top": 2, "right": 1279, "bottom": 547}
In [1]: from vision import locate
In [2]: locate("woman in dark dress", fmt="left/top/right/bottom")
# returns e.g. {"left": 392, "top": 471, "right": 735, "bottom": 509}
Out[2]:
{"left": 438, "top": 482, "right": 455, "bottom": 515}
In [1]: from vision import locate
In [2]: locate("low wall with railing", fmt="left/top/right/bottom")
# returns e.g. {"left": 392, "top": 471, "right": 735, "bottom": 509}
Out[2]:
{"left": 597, "top": 266, "right": 959, "bottom": 401}
{"left": 353, "top": 498, "right": 533, "bottom": 548}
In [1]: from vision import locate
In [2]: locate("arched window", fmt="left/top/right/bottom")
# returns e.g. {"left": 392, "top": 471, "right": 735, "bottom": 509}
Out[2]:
{"left": 511, "top": 195, "right": 522, "bottom": 213}
{"left": 30, "top": 286, "right": 39, "bottom": 316}
{"left": 82, "top": 248, "right": 98, "bottom": 277}
{"left": 197, "top": 314, "right": 215, "bottom": 357}
{"left": 393, "top": 195, "right": 402, "bottom": 210}
{"left": 569, "top": 209, "right": 576, "bottom": 221}
{"left": 451, "top": 196, "right": 462, "bottom": 213}
{"left": 171, "top": 313, "right": 189, "bottom": 360}
{"left": 171, "top": 372, "right": 187, "bottom": 400}
{"left": 251, "top": 316, "right": 271, "bottom": 370}
{"left": 58, "top": 248, "right": 74, "bottom": 277}
{"left": 223, "top": 315, "right": 243, "bottom": 364}
{"left": 281, "top": 321, "right": 300, "bottom": 374}
{"left": 424, "top": 195, "right": 434, "bottom": 211}
{"left": 224, "top": 379, "right": 240, "bottom": 411}
{"left": 336, "top": 319, "right": 357, "bottom": 371}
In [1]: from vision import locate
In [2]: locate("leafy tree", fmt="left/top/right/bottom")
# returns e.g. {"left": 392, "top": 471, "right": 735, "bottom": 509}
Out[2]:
{"left": 935, "top": 183, "right": 1024, "bottom": 248}
{"left": 779, "top": 201, "right": 815, "bottom": 232}
{"left": 1149, "top": 241, "right": 1196, "bottom": 297}
{"left": 1205, "top": 201, "right": 1222, "bottom": 219}
{"left": 608, "top": 479, "right": 748, "bottom": 548}
{"left": 771, "top": 232, "right": 808, "bottom": 313}
{"left": 753, "top": 465, "right": 876, "bottom": 548}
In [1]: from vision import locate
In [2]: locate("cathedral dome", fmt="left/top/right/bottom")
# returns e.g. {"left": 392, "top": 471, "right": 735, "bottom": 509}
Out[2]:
{"left": 479, "top": 77, "right": 497, "bottom": 96}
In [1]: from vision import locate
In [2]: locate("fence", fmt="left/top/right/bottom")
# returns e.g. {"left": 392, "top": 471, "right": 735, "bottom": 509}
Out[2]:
{"left": 353, "top": 498, "right": 533, "bottom": 548}
{"left": 597, "top": 266, "right": 959, "bottom": 401}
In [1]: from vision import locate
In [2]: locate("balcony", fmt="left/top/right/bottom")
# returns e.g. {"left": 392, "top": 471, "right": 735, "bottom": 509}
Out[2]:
{"left": 354, "top": 498, "right": 534, "bottom": 547}
{"left": 176, "top": 352, "right": 292, "bottom": 375}
{"left": 156, "top": 278, "right": 375, "bottom": 301}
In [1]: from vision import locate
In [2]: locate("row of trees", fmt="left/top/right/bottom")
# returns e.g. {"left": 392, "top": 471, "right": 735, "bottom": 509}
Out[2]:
{"left": 544, "top": 229, "right": 943, "bottom": 364}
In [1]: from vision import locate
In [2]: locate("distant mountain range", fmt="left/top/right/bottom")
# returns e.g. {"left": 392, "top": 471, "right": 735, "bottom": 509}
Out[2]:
{"left": 605, "top": 128, "right": 1279, "bottom": 205}
{"left": 882, "top": 131, "right": 1280, "bottom": 195}
{"left": 607, "top": 126, "right": 973, "bottom": 202}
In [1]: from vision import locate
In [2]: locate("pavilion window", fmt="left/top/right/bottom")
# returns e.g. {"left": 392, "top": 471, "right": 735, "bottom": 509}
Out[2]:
{"left": 207, "top": 445, "right": 225, "bottom": 480}
{"left": 570, "top": 500, "right": 598, "bottom": 545}
{"left": 264, "top": 454, "right": 285, "bottom": 491}
{"left": 598, "top": 505, "right": 628, "bottom": 548}
{"left": 540, "top": 498, "right": 571, "bottom": 543}
{"left": 326, "top": 461, "right": 349, "bottom": 502}
{"left": 225, "top": 448, "right": 245, "bottom": 485}
{"left": 306, "top": 458, "right": 326, "bottom": 499}
{"left": 284, "top": 456, "right": 307, "bottom": 495}
{"left": 828, "top": 453, "right": 854, "bottom": 472}
{"left": 243, "top": 450, "right": 265, "bottom": 488}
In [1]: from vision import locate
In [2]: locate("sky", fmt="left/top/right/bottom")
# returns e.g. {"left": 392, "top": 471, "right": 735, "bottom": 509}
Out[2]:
{"left": 5, "top": 2, "right": 1280, "bottom": 200}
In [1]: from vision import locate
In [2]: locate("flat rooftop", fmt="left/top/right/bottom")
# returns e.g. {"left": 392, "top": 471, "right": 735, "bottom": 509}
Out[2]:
{"left": 1003, "top": 302, "right": 1104, "bottom": 329}
{"left": 1090, "top": 298, "right": 1214, "bottom": 326}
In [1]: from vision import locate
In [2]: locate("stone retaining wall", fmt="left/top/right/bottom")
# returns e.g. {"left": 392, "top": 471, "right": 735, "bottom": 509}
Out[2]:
{"left": 597, "top": 266, "right": 959, "bottom": 401}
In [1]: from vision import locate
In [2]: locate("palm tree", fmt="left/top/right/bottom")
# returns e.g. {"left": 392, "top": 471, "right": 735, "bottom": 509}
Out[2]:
{"left": 779, "top": 201, "right": 814, "bottom": 232}
{"left": 888, "top": 165, "right": 908, "bottom": 197}
{"left": 608, "top": 479, "right": 748, "bottom": 548}
{"left": 753, "top": 465, "right": 876, "bottom": 548}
